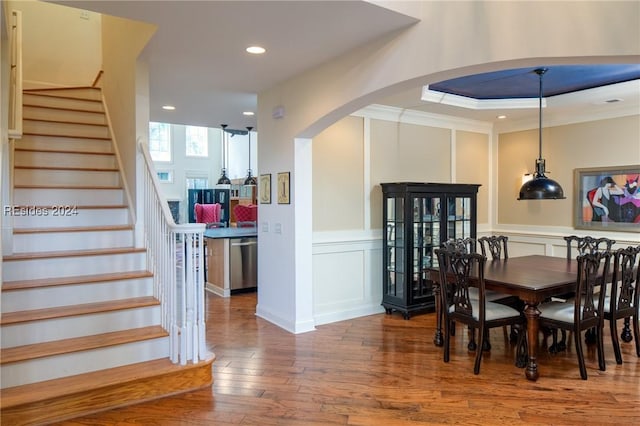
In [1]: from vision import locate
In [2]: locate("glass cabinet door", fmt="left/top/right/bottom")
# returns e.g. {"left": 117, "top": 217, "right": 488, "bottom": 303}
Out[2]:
{"left": 410, "top": 196, "right": 439, "bottom": 303}
{"left": 446, "top": 196, "right": 472, "bottom": 240}
{"left": 384, "top": 196, "right": 404, "bottom": 300}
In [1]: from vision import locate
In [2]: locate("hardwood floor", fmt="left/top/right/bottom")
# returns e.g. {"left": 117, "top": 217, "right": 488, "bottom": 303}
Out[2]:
{"left": 58, "top": 292, "right": 639, "bottom": 425}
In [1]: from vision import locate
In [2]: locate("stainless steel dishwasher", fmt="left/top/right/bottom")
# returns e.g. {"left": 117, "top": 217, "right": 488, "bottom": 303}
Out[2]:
{"left": 229, "top": 237, "right": 257, "bottom": 292}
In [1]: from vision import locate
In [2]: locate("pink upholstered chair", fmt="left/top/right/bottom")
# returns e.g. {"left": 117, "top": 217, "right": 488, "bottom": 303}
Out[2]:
{"left": 194, "top": 203, "right": 225, "bottom": 228}
{"left": 234, "top": 204, "right": 257, "bottom": 227}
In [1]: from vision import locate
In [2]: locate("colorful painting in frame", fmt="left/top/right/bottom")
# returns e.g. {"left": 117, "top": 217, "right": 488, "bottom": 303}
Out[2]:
{"left": 574, "top": 165, "right": 640, "bottom": 232}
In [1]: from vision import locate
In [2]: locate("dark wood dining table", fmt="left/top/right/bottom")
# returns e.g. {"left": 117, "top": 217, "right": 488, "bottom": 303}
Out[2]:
{"left": 428, "top": 254, "right": 580, "bottom": 381}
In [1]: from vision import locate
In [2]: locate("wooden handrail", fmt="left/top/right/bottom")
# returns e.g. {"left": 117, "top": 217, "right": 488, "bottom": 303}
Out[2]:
{"left": 92, "top": 70, "right": 104, "bottom": 87}
{"left": 8, "top": 10, "right": 23, "bottom": 139}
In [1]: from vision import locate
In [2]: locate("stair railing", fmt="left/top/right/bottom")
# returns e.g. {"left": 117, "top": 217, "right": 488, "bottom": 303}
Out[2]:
{"left": 8, "top": 9, "right": 23, "bottom": 139}
{"left": 138, "top": 139, "right": 209, "bottom": 365}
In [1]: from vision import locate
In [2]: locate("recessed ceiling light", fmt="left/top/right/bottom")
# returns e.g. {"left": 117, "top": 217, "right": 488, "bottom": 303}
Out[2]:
{"left": 497, "top": 115, "right": 507, "bottom": 119}
{"left": 162, "top": 105, "right": 176, "bottom": 110}
{"left": 246, "top": 46, "right": 266, "bottom": 54}
{"left": 243, "top": 111, "right": 255, "bottom": 116}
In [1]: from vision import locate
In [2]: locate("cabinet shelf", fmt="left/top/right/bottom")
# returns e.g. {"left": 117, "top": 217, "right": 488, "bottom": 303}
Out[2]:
{"left": 381, "top": 182, "right": 479, "bottom": 320}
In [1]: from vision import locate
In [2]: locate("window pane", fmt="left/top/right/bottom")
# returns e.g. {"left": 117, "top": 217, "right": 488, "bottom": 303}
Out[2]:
{"left": 149, "top": 122, "right": 171, "bottom": 162}
{"left": 186, "top": 126, "right": 208, "bottom": 157}
{"left": 186, "top": 177, "right": 209, "bottom": 190}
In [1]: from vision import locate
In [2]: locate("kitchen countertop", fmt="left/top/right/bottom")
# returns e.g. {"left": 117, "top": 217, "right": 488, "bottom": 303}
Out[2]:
{"left": 203, "top": 227, "right": 258, "bottom": 239}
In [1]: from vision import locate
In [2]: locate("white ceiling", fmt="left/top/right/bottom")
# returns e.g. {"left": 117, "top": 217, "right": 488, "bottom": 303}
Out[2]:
{"left": 50, "top": 0, "right": 418, "bottom": 131}
{"left": 50, "top": 0, "right": 639, "bottom": 132}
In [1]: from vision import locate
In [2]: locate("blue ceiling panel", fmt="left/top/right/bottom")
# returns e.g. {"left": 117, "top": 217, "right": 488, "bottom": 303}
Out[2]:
{"left": 429, "top": 65, "right": 640, "bottom": 99}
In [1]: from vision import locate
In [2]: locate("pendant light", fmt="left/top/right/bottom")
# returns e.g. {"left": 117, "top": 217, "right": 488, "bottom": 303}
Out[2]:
{"left": 243, "top": 126, "right": 257, "bottom": 186}
{"left": 517, "top": 68, "right": 565, "bottom": 200}
{"left": 217, "top": 124, "right": 231, "bottom": 185}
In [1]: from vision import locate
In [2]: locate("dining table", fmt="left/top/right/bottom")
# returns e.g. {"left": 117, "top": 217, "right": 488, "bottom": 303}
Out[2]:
{"left": 428, "top": 254, "right": 582, "bottom": 381}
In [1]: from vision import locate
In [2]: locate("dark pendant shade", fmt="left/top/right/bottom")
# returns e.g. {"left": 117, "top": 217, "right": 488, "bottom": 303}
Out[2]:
{"left": 243, "top": 126, "right": 256, "bottom": 186}
{"left": 517, "top": 68, "right": 565, "bottom": 200}
{"left": 217, "top": 168, "right": 231, "bottom": 185}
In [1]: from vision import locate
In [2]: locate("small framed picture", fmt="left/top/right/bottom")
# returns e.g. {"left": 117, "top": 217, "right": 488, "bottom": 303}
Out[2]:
{"left": 260, "top": 174, "right": 271, "bottom": 204}
{"left": 574, "top": 164, "right": 640, "bottom": 232}
{"left": 156, "top": 170, "right": 173, "bottom": 183}
{"left": 277, "top": 172, "right": 290, "bottom": 204}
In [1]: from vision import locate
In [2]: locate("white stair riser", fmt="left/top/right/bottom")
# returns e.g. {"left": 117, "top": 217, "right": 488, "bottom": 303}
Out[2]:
{"left": 1, "top": 278, "right": 154, "bottom": 313}
{"left": 3, "top": 252, "right": 147, "bottom": 281}
{"left": 0, "top": 336, "right": 169, "bottom": 388}
{"left": 19, "top": 134, "right": 113, "bottom": 153}
{"left": 14, "top": 168, "right": 120, "bottom": 187}
{"left": 23, "top": 105, "right": 106, "bottom": 125}
{"left": 12, "top": 229, "right": 134, "bottom": 252}
{"left": 23, "top": 120, "right": 110, "bottom": 139}
{"left": 25, "top": 88, "right": 102, "bottom": 101}
{"left": 12, "top": 207, "right": 129, "bottom": 228}
{"left": 1, "top": 305, "right": 160, "bottom": 347}
{"left": 23, "top": 93, "right": 103, "bottom": 112}
{"left": 13, "top": 187, "right": 124, "bottom": 206}
{"left": 14, "top": 150, "right": 116, "bottom": 169}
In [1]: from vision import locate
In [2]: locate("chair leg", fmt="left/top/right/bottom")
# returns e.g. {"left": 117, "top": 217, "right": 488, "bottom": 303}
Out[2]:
{"left": 575, "top": 330, "right": 588, "bottom": 380}
{"left": 585, "top": 327, "right": 597, "bottom": 344}
{"left": 473, "top": 327, "right": 486, "bottom": 374}
{"left": 633, "top": 314, "right": 640, "bottom": 357}
{"left": 443, "top": 319, "right": 451, "bottom": 363}
{"left": 597, "top": 326, "right": 606, "bottom": 372}
{"left": 468, "top": 327, "right": 476, "bottom": 351}
{"left": 621, "top": 317, "right": 632, "bottom": 343}
{"left": 515, "top": 324, "right": 528, "bottom": 368}
{"left": 482, "top": 330, "right": 491, "bottom": 351}
{"left": 610, "top": 318, "right": 623, "bottom": 365}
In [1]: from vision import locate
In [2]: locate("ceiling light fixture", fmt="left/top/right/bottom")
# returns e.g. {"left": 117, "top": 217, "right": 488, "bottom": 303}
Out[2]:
{"left": 243, "top": 126, "right": 257, "bottom": 186}
{"left": 243, "top": 111, "right": 255, "bottom": 116}
{"left": 217, "top": 124, "right": 231, "bottom": 185}
{"left": 518, "top": 68, "right": 565, "bottom": 200}
{"left": 246, "top": 46, "right": 266, "bottom": 54}
{"left": 162, "top": 105, "right": 175, "bottom": 110}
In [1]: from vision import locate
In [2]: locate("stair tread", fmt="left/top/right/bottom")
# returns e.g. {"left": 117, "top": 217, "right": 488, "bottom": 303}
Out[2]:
{"left": 14, "top": 183, "right": 122, "bottom": 189}
{"left": 23, "top": 103, "right": 105, "bottom": 114}
{"left": 0, "top": 325, "right": 167, "bottom": 365}
{"left": 11, "top": 204, "right": 127, "bottom": 209}
{"left": 22, "top": 131, "right": 111, "bottom": 140}
{"left": 14, "top": 165, "right": 118, "bottom": 171}
{"left": 14, "top": 225, "right": 133, "bottom": 234}
{"left": 3, "top": 246, "right": 146, "bottom": 261}
{"left": 0, "top": 353, "right": 215, "bottom": 409}
{"left": 2, "top": 270, "right": 153, "bottom": 291}
{"left": 15, "top": 147, "right": 114, "bottom": 155}
{"left": 0, "top": 296, "right": 160, "bottom": 326}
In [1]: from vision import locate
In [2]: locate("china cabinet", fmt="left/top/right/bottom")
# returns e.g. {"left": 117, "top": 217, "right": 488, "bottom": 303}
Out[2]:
{"left": 381, "top": 182, "right": 480, "bottom": 319}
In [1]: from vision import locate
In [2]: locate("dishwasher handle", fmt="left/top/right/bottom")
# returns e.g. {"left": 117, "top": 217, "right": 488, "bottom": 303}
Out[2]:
{"left": 231, "top": 240, "right": 257, "bottom": 247}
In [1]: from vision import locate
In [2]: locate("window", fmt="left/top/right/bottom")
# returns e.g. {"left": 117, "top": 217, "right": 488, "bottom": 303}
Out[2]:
{"left": 186, "top": 177, "right": 209, "bottom": 190}
{"left": 156, "top": 170, "right": 173, "bottom": 183}
{"left": 149, "top": 122, "right": 171, "bottom": 162}
{"left": 185, "top": 125, "right": 208, "bottom": 157}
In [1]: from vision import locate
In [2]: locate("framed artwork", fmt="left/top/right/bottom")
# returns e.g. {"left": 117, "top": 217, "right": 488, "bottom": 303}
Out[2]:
{"left": 277, "top": 172, "right": 290, "bottom": 204}
{"left": 260, "top": 174, "right": 271, "bottom": 204}
{"left": 574, "top": 165, "right": 640, "bottom": 232}
{"left": 156, "top": 170, "right": 173, "bottom": 183}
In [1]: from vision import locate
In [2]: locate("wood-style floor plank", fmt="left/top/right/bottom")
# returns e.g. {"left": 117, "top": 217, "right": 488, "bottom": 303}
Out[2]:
{"left": 56, "top": 292, "right": 640, "bottom": 425}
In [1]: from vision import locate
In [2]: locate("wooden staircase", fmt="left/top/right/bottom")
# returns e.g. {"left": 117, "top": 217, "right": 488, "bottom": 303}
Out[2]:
{"left": 1, "top": 87, "right": 213, "bottom": 425}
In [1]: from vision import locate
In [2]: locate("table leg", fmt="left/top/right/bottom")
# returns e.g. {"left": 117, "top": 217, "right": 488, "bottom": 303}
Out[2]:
{"left": 433, "top": 282, "right": 443, "bottom": 347}
{"left": 523, "top": 302, "right": 541, "bottom": 381}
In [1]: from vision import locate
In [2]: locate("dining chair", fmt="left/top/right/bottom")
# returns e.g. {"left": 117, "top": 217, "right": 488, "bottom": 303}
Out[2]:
{"left": 478, "top": 235, "right": 509, "bottom": 260}
{"left": 546, "top": 235, "right": 617, "bottom": 352}
{"left": 538, "top": 251, "right": 612, "bottom": 379}
{"left": 234, "top": 204, "right": 258, "bottom": 228}
{"left": 605, "top": 245, "right": 640, "bottom": 364}
{"left": 195, "top": 203, "right": 226, "bottom": 228}
{"left": 434, "top": 249, "right": 527, "bottom": 374}
{"left": 441, "top": 237, "right": 514, "bottom": 351}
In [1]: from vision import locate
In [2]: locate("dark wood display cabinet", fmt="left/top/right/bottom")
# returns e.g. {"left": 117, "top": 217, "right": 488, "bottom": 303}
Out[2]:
{"left": 381, "top": 182, "right": 480, "bottom": 319}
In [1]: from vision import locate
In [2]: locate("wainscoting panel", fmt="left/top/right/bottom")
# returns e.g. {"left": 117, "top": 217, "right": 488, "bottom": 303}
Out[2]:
{"left": 312, "top": 233, "right": 383, "bottom": 326}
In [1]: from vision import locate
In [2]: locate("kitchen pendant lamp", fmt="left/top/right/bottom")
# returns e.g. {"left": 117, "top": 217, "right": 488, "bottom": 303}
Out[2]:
{"left": 243, "top": 126, "right": 257, "bottom": 186}
{"left": 217, "top": 124, "right": 231, "bottom": 185}
{"left": 517, "top": 68, "right": 565, "bottom": 200}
